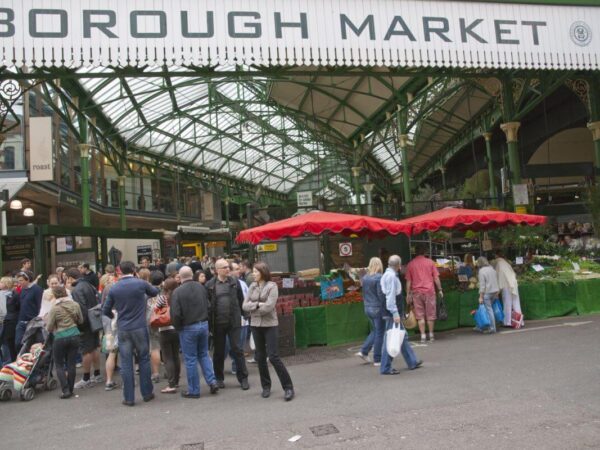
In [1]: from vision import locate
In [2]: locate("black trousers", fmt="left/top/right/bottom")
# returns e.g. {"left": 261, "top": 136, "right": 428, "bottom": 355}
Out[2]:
{"left": 159, "top": 329, "right": 181, "bottom": 388}
{"left": 53, "top": 335, "right": 80, "bottom": 394}
{"left": 212, "top": 324, "right": 248, "bottom": 383}
{"left": 251, "top": 326, "right": 293, "bottom": 391}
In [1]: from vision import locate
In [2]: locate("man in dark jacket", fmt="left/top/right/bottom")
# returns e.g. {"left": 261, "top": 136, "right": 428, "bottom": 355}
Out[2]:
{"left": 103, "top": 261, "right": 159, "bottom": 406}
{"left": 205, "top": 258, "right": 249, "bottom": 390}
{"left": 78, "top": 263, "right": 99, "bottom": 290}
{"left": 171, "top": 266, "right": 218, "bottom": 398}
{"left": 67, "top": 268, "right": 102, "bottom": 389}
{"left": 14, "top": 270, "right": 43, "bottom": 347}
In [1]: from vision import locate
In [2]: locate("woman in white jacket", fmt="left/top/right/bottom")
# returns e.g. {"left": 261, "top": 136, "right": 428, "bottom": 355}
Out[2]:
{"left": 492, "top": 251, "right": 524, "bottom": 327}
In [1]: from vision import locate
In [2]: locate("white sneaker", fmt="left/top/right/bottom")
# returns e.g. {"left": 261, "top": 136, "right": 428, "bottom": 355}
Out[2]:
{"left": 373, "top": 362, "right": 381, "bottom": 367}
{"left": 247, "top": 358, "right": 256, "bottom": 364}
{"left": 93, "top": 375, "right": 104, "bottom": 384}
{"left": 74, "top": 379, "right": 93, "bottom": 389}
{"left": 355, "top": 352, "right": 372, "bottom": 363}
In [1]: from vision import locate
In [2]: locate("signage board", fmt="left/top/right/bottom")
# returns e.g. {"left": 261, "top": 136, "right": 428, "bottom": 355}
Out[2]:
{"left": 137, "top": 244, "right": 153, "bottom": 263}
{"left": 29, "top": 117, "right": 53, "bottom": 181}
{"left": 513, "top": 184, "right": 529, "bottom": 205}
{"left": 297, "top": 191, "right": 313, "bottom": 207}
{"left": 257, "top": 243, "right": 278, "bottom": 252}
{"left": 3, "top": 1, "right": 600, "bottom": 70}
{"left": 339, "top": 242, "right": 353, "bottom": 257}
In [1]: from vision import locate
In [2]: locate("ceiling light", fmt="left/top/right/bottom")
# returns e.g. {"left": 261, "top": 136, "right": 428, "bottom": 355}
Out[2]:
{"left": 10, "top": 200, "right": 22, "bottom": 210}
{"left": 23, "top": 207, "right": 34, "bottom": 217}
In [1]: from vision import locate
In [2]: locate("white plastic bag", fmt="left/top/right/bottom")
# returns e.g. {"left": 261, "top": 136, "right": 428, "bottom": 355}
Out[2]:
{"left": 249, "top": 333, "right": 255, "bottom": 350}
{"left": 386, "top": 323, "right": 406, "bottom": 358}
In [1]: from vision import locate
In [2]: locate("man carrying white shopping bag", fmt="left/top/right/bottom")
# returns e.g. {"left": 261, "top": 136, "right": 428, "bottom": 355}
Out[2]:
{"left": 380, "top": 255, "right": 423, "bottom": 375}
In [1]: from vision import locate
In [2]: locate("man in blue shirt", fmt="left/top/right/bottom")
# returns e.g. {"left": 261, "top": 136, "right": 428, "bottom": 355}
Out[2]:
{"left": 15, "top": 271, "right": 43, "bottom": 347}
{"left": 380, "top": 255, "right": 422, "bottom": 375}
{"left": 103, "top": 261, "right": 159, "bottom": 406}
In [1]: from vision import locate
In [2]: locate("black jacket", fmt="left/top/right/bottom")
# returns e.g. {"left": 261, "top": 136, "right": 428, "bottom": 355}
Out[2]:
{"left": 205, "top": 276, "right": 244, "bottom": 329}
{"left": 170, "top": 280, "right": 210, "bottom": 330}
{"left": 71, "top": 279, "right": 99, "bottom": 331}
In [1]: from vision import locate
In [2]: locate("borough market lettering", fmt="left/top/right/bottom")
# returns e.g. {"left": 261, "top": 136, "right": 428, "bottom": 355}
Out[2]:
{"left": 0, "top": 9, "right": 546, "bottom": 46}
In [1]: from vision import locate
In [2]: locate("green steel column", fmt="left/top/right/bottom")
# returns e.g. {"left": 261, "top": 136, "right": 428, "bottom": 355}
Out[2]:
{"left": 483, "top": 132, "right": 498, "bottom": 206}
{"left": 363, "top": 181, "right": 374, "bottom": 216}
{"left": 78, "top": 116, "right": 91, "bottom": 227}
{"left": 399, "top": 134, "right": 413, "bottom": 215}
{"left": 440, "top": 167, "right": 447, "bottom": 192}
{"left": 500, "top": 79, "right": 522, "bottom": 185}
{"left": 118, "top": 175, "right": 127, "bottom": 231}
{"left": 588, "top": 79, "right": 600, "bottom": 170}
{"left": 589, "top": 123, "right": 600, "bottom": 169}
{"left": 224, "top": 197, "right": 231, "bottom": 254}
{"left": 351, "top": 166, "right": 362, "bottom": 214}
{"left": 286, "top": 237, "right": 295, "bottom": 272}
{"left": 246, "top": 203, "right": 255, "bottom": 263}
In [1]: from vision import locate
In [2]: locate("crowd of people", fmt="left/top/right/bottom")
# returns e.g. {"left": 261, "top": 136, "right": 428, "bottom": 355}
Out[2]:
{"left": 356, "top": 245, "right": 524, "bottom": 373}
{"left": 0, "top": 247, "right": 525, "bottom": 404}
{"left": 0, "top": 255, "right": 294, "bottom": 405}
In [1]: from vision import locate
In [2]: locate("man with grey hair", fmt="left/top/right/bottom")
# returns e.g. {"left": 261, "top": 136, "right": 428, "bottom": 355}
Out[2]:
{"left": 379, "top": 255, "right": 422, "bottom": 375}
{"left": 170, "top": 266, "right": 219, "bottom": 398}
{"left": 476, "top": 256, "right": 499, "bottom": 334}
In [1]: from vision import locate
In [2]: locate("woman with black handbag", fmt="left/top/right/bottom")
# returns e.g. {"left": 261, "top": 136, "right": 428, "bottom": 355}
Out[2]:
{"left": 243, "top": 262, "right": 294, "bottom": 401}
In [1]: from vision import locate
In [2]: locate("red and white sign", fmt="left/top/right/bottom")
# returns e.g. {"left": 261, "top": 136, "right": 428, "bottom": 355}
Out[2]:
{"left": 339, "top": 242, "right": 352, "bottom": 257}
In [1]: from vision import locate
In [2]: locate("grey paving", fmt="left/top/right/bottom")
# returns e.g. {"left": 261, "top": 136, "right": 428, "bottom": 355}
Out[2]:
{"left": 2, "top": 315, "right": 599, "bottom": 449}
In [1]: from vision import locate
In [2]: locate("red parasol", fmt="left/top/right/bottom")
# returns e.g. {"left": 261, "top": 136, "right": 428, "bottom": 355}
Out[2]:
{"left": 235, "top": 210, "right": 411, "bottom": 244}
{"left": 395, "top": 207, "right": 547, "bottom": 235}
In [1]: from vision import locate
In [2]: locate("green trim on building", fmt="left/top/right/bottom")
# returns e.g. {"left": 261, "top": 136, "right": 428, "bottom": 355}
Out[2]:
{"left": 452, "top": 0, "right": 599, "bottom": 5}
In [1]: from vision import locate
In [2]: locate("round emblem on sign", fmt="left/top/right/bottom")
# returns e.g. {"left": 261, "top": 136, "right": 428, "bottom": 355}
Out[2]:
{"left": 339, "top": 243, "right": 352, "bottom": 257}
{"left": 570, "top": 21, "right": 592, "bottom": 47}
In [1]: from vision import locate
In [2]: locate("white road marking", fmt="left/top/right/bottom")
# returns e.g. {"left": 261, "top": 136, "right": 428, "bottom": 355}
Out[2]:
{"left": 499, "top": 321, "right": 593, "bottom": 335}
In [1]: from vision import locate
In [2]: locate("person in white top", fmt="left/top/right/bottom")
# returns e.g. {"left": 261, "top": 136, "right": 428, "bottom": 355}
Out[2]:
{"left": 39, "top": 275, "right": 64, "bottom": 321}
{"left": 492, "top": 250, "right": 524, "bottom": 327}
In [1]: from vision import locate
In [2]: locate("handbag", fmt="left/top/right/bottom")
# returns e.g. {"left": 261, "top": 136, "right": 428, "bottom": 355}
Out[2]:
{"left": 404, "top": 306, "right": 418, "bottom": 329}
{"left": 249, "top": 333, "right": 255, "bottom": 350}
{"left": 492, "top": 299, "right": 504, "bottom": 323}
{"left": 473, "top": 304, "right": 491, "bottom": 330}
{"left": 150, "top": 305, "right": 171, "bottom": 328}
{"left": 437, "top": 296, "right": 448, "bottom": 321}
{"left": 511, "top": 310, "right": 523, "bottom": 329}
{"left": 87, "top": 304, "right": 104, "bottom": 334}
{"left": 385, "top": 322, "right": 406, "bottom": 358}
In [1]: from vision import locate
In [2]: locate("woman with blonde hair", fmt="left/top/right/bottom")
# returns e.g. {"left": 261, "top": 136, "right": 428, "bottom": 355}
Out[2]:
{"left": 0, "top": 276, "right": 16, "bottom": 364}
{"left": 355, "top": 257, "right": 386, "bottom": 366}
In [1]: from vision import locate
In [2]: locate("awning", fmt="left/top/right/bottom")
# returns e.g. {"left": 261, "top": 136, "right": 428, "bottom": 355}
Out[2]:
{"left": 235, "top": 210, "right": 411, "bottom": 244}
{"left": 395, "top": 207, "right": 547, "bottom": 235}
{"left": 2, "top": 1, "right": 599, "bottom": 70}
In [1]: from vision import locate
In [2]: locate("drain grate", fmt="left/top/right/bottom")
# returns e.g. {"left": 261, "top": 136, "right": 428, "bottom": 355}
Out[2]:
{"left": 310, "top": 424, "right": 339, "bottom": 437}
{"left": 180, "top": 443, "right": 204, "bottom": 450}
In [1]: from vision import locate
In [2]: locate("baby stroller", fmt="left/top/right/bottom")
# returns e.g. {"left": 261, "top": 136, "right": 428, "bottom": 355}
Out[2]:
{"left": 0, "top": 317, "right": 57, "bottom": 401}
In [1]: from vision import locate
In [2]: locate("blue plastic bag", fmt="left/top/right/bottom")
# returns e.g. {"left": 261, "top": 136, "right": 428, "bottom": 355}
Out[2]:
{"left": 474, "top": 304, "right": 491, "bottom": 330}
{"left": 492, "top": 299, "right": 504, "bottom": 323}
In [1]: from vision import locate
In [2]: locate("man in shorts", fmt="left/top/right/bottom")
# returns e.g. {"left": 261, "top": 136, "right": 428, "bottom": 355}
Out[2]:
{"left": 406, "top": 244, "right": 443, "bottom": 343}
{"left": 67, "top": 268, "right": 103, "bottom": 388}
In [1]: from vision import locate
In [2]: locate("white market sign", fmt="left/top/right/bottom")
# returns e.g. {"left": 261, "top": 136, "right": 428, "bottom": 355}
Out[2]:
{"left": 297, "top": 191, "right": 313, "bottom": 207}
{"left": 1, "top": 1, "right": 599, "bottom": 70}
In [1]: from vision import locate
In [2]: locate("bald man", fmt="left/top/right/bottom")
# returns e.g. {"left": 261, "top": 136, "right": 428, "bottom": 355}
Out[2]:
{"left": 170, "top": 266, "right": 218, "bottom": 398}
{"left": 205, "top": 258, "right": 249, "bottom": 390}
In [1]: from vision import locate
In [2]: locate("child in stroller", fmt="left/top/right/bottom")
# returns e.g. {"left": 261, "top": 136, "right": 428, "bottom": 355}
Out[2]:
{"left": 0, "top": 317, "right": 57, "bottom": 401}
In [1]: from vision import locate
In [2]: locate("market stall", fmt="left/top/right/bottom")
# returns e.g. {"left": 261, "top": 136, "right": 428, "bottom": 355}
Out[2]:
{"left": 396, "top": 208, "right": 600, "bottom": 327}
{"left": 236, "top": 211, "right": 411, "bottom": 348}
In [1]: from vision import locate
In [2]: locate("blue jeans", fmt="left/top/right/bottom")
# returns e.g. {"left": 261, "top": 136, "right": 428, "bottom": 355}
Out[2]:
{"left": 483, "top": 294, "right": 497, "bottom": 333}
{"left": 179, "top": 321, "right": 216, "bottom": 395}
{"left": 380, "top": 318, "right": 419, "bottom": 374}
{"left": 227, "top": 325, "right": 249, "bottom": 373}
{"left": 118, "top": 327, "right": 153, "bottom": 403}
{"left": 360, "top": 307, "right": 385, "bottom": 363}
{"left": 14, "top": 320, "right": 28, "bottom": 349}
